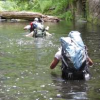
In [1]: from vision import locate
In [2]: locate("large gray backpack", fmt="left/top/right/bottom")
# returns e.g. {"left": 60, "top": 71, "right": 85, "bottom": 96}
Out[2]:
{"left": 60, "top": 31, "right": 87, "bottom": 70}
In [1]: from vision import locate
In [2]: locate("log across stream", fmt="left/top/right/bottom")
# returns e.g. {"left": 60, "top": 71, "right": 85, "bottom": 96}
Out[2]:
{"left": 0, "top": 11, "right": 60, "bottom": 22}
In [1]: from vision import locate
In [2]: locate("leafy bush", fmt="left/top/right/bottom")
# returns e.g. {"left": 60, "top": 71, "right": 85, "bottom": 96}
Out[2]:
{"left": 0, "top": 0, "right": 74, "bottom": 21}
{"left": 38, "top": 0, "right": 52, "bottom": 13}
{"left": 58, "top": 11, "right": 73, "bottom": 21}
{"left": 0, "top": 1, "right": 18, "bottom": 11}
{"left": 65, "top": 11, "right": 73, "bottom": 21}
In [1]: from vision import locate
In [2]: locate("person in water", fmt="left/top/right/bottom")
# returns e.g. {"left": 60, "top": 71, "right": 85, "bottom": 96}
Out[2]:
{"left": 29, "top": 18, "right": 44, "bottom": 32}
{"left": 24, "top": 17, "right": 51, "bottom": 37}
{"left": 50, "top": 32, "right": 93, "bottom": 80}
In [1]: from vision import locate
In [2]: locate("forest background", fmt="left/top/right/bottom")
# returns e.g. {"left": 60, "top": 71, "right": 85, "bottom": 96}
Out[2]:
{"left": 0, "top": 0, "right": 100, "bottom": 25}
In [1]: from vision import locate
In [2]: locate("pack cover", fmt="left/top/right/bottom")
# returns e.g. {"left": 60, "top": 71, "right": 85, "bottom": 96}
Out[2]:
{"left": 60, "top": 31, "right": 87, "bottom": 70}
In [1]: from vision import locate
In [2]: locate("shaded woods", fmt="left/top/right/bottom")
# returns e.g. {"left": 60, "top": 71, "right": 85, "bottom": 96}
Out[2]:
{"left": 0, "top": 0, "right": 100, "bottom": 25}
{"left": 0, "top": 0, "right": 84, "bottom": 21}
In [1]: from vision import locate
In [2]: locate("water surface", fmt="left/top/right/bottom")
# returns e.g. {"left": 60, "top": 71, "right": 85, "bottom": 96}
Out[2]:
{"left": 0, "top": 21, "right": 100, "bottom": 100}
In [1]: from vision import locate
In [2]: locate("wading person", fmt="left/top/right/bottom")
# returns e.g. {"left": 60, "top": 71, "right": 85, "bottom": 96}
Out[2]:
{"left": 50, "top": 31, "right": 93, "bottom": 80}
{"left": 24, "top": 17, "right": 51, "bottom": 37}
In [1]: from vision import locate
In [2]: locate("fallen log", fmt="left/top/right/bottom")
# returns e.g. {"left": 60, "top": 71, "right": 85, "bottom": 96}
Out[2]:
{"left": 0, "top": 11, "right": 60, "bottom": 22}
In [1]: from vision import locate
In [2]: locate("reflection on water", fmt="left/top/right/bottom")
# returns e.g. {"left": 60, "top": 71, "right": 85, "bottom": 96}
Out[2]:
{"left": 0, "top": 21, "right": 100, "bottom": 100}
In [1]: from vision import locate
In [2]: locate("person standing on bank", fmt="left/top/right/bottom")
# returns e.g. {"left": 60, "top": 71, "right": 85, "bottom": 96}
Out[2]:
{"left": 50, "top": 31, "right": 93, "bottom": 80}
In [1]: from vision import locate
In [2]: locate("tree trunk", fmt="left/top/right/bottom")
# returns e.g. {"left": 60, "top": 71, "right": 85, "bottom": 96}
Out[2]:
{"left": 0, "top": 11, "right": 60, "bottom": 22}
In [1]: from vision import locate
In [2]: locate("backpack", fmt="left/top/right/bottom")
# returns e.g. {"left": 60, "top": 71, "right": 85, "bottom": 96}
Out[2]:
{"left": 33, "top": 23, "right": 46, "bottom": 37}
{"left": 60, "top": 31, "right": 87, "bottom": 70}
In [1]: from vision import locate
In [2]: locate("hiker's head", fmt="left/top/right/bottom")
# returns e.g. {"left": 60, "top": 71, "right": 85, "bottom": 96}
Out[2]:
{"left": 34, "top": 18, "right": 38, "bottom": 21}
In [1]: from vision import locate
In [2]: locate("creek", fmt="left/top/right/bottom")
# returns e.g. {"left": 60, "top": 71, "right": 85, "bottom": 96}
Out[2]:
{"left": 0, "top": 20, "right": 100, "bottom": 100}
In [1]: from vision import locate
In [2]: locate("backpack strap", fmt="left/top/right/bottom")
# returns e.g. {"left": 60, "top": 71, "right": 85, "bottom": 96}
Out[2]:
{"left": 33, "top": 29, "right": 37, "bottom": 37}
{"left": 61, "top": 45, "right": 76, "bottom": 67}
{"left": 61, "top": 55, "right": 68, "bottom": 69}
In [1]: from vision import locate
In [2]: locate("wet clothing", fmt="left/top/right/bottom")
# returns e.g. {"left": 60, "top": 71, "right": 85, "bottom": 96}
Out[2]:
{"left": 61, "top": 60, "right": 90, "bottom": 80}
{"left": 55, "top": 48, "right": 90, "bottom": 80}
{"left": 30, "top": 21, "right": 46, "bottom": 37}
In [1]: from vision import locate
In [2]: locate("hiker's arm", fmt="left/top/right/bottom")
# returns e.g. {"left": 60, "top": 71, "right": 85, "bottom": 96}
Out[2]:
{"left": 46, "top": 32, "right": 52, "bottom": 36}
{"left": 50, "top": 48, "right": 61, "bottom": 69}
{"left": 24, "top": 25, "right": 31, "bottom": 30}
{"left": 87, "top": 57, "right": 93, "bottom": 66}
{"left": 50, "top": 58, "right": 60, "bottom": 69}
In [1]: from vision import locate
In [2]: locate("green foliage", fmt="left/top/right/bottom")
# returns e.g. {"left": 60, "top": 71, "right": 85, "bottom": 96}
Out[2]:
{"left": 65, "top": 11, "right": 73, "bottom": 21}
{"left": 52, "top": 0, "right": 74, "bottom": 14}
{"left": 38, "top": 0, "right": 52, "bottom": 13}
{"left": 52, "top": 0, "right": 68, "bottom": 14}
{"left": 0, "top": 0, "right": 36, "bottom": 11}
{"left": 0, "top": 1, "right": 18, "bottom": 11}
{"left": 0, "top": 1, "right": 4, "bottom": 11}
{"left": 48, "top": 0, "right": 74, "bottom": 20}
{"left": 59, "top": 11, "right": 73, "bottom": 21}
{"left": 0, "top": 0, "right": 74, "bottom": 21}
